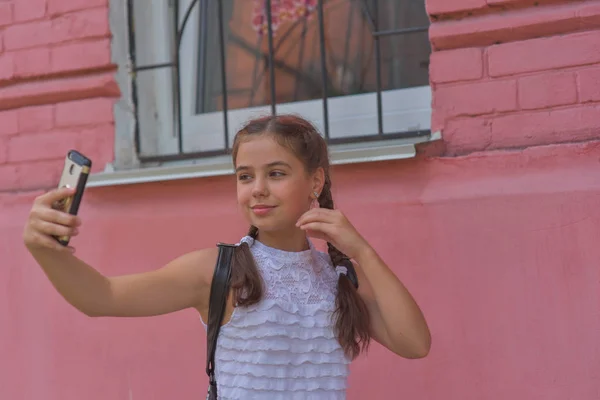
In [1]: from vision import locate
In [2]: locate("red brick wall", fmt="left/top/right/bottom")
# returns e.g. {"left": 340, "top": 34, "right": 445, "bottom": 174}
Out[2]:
{"left": 428, "top": 0, "right": 600, "bottom": 155}
{"left": 0, "top": 0, "right": 119, "bottom": 192}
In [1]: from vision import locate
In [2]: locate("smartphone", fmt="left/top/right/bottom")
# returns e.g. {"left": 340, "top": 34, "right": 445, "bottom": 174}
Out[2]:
{"left": 54, "top": 150, "right": 92, "bottom": 246}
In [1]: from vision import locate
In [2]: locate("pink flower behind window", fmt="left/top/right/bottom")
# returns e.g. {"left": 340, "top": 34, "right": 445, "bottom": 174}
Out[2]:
{"left": 252, "top": 0, "right": 317, "bottom": 35}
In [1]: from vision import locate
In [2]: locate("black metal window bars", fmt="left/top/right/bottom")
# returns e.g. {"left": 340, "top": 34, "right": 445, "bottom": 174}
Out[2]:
{"left": 127, "top": 0, "right": 431, "bottom": 163}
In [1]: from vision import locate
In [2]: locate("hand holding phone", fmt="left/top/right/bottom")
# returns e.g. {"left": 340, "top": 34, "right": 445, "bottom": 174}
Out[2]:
{"left": 23, "top": 150, "right": 92, "bottom": 252}
{"left": 53, "top": 151, "right": 92, "bottom": 245}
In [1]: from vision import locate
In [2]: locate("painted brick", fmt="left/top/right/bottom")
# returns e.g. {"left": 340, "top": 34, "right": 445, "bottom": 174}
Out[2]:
{"left": 577, "top": 67, "right": 600, "bottom": 102}
{"left": 14, "top": 0, "right": 47, "bottom": 22}
{"left": 0, "top": 72, "right": 120, "bottom": 110}
{"left": 0, "top": 164, "right": 18, "bottom": 189}
{"left": 0, "top": 138, "right": 8, "bottom": 164}
{"left": 4, "top": 8, "right": 109, "bottom": 50}
{"left": 51, "top": 39, "right": 111, "bottom": 73}
{"left": 430, "top": 48, "right": 483, "bottom": 84}
{"left": 488, "top": 31, "right": 600, "bottom": 77}
{"left": 0, "top": 3, "right": 13, "bottom": 27}
{"left": 443, "top": 117, "right": 492, "bottom": 155}
{"left": 13, "top": 47, "right": 51, "bottom": 78}
{"left": 0, "top": 110, "right": 18, "bottom": 136}
{"left": 3, "top": 20, "right": 53, "bottom": 50}
{"left": 486, "top": 0, "right": 529, "bottom": 5}
{"left": 48, "top": 0, "right": 108, "bottom": 16}
{"left": 77, "top": 124, "right": 114, "bottom": 172}
{"left": 55, "top": 98, "right": 114, "bottom": 127}
{"left": 8, "top": 130, "right": 80, "bottom": 163}
{"left": 18, "top": 105, "right": 55, "bottom": 133}
{"left": 0, "top": 53, "right": 14, "bottom": 82}
{"left": 431, "top": 2, "right": 600, "bottom": 51}
{"left": 434, "top": 80, "right": 517, "bottom": 119}
{"left": 50, "top": 8, "right": 110, "bottom": 44}
{"left": 518, "top": 72, "right": 577, "bottom": 110}
{"left": 15, "top": 158, "right": 64, "bottom": 190}
{"left": 427, "top": 0, "right": 487, "bottom": 15}
{"left": 490, "top": 105, "right": 600, "bottom": 149}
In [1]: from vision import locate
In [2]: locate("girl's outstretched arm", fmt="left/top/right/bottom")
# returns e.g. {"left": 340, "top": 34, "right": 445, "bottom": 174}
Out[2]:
{"left": 297, "top": 208, "right": 431, "bottom": 358}
{"left": 24, "top": 187, "right": 217, "bottom": 318}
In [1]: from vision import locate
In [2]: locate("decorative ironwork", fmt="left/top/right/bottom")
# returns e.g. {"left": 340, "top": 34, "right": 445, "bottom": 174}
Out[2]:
{"left": 128, "top": 0, "right": 431, "bottom": 163}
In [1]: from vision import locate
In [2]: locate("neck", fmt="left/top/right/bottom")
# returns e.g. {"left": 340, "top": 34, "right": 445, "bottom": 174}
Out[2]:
{"left": 256, "top": 227, "right": 310, "bottom": 252}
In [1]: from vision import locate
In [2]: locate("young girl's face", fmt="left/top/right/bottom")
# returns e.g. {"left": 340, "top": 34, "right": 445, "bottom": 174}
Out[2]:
{"left": 235, "top": 134, "right": 319, "bottom": 233}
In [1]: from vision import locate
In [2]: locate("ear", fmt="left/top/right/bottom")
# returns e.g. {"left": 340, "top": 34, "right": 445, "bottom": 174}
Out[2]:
{"left": 310, "top": 167, "right": 325, "bottom": 198}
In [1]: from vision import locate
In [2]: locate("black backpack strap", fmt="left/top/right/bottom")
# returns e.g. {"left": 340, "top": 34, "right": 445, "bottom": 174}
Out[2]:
{"left": 205, "top": 243, "right": 235, "bottom": 399}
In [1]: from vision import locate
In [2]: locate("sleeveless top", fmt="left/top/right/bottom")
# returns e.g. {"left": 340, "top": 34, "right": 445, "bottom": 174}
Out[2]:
{"left": 203, "top": 236, "right": 351, "bottom": 399}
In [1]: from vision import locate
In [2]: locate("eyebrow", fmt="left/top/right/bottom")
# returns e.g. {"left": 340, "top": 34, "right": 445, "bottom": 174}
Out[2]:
{"left": 235, "top": 161, "right": 292, "bottom": 173}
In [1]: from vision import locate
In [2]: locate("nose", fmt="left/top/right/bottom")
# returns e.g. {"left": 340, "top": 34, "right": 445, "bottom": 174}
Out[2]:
{"left": 251, "top": 177, "right": 269, "bottom": 198}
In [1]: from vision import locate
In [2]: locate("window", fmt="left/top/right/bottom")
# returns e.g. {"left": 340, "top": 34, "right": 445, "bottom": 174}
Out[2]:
{"left": 120, "top": 0, "right": 433, "bottom": 168}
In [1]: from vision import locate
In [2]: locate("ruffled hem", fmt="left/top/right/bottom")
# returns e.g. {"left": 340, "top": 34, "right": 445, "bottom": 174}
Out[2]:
{"left": 218, "top": 361, "right": 349, "bottom": 379}
{"left": 217, "top": 348, "right": 349, "bottom": 365}
{"left": 217, "top": 388, "right": 346, "bottom": 400}
{"left": 218, "top": 334, "right": 343, "bottom": 354}
{"left": 225, "top": 299, "right": 335, "bottom": 329}
{"left": 224, "top": 324, "right": 335, "bottom": 341}
{"left": 217, "top": 374, "right": 347, "bottom": 392}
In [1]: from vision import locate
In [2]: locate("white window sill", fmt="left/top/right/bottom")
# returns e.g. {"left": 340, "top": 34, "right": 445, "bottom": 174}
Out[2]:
{"left": 87, "top": 132, "right": 441, "bottom": 188}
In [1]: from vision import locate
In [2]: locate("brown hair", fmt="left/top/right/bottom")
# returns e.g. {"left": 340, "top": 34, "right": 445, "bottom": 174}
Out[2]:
{"left": 229, "top": 114, "right": 371, "bottom": 359}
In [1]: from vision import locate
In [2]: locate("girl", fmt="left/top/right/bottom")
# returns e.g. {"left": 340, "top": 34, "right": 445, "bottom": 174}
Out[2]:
{"left": 23, "top": 115, "right": 431, "bottom": 399}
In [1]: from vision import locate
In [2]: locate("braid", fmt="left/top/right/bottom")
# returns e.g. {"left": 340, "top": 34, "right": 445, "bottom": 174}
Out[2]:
{"left": 318, "top": 174, "right": 371, "bottom": 359}
{"left": 248, "top": 225, "right": 259, "bottom": 238}
{"left": 230, "top": 225, "right": 262, "bottom": 307}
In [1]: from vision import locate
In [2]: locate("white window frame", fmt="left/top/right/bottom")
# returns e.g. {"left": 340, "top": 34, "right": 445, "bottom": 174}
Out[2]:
{"left": 93, "top": 0, "right": 439, "bottom": 187}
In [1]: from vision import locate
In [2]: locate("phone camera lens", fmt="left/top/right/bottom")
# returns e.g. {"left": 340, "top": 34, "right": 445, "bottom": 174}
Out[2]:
{"left": 69, "top": 164, "right": 75, "bottom": 174}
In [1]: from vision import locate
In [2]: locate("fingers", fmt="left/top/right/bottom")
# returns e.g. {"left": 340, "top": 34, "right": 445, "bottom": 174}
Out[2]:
{"left": 35, "top": 207, "right": 81, "bottom": 228}
{"left": 296, "top": 208, "right": 339, "bottom": 227}
{"left": 29, "top": 232, "right": 75, "bottom": 253}
{"left": 24, "top": 188, "right": 82, "bottom": 253}
{"left": 36, "top": 187, "right": 76, "bottom": 206}
{"left": 32, "top": 219, "right": 79, "bottom": 238}
{"left": 298, "top": 221, "right": 333, "bottom": 235}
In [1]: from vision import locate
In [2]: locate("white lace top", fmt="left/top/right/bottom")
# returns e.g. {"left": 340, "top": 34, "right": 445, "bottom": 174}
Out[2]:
{"left": 204, "top": 236, "right": 350, "bottom": 399}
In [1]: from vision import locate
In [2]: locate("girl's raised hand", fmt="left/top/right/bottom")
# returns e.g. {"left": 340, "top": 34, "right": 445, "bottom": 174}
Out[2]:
{"left": 296, "top": 208, "right": 370, "bottom": 260}
{"left": 23, "top": 187, "right": 81, "bottom": 253}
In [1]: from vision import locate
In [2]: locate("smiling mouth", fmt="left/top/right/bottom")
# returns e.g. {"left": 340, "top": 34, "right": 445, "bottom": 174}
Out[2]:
{"left": 251, "top": 205, "right": 276, "bottom": 215}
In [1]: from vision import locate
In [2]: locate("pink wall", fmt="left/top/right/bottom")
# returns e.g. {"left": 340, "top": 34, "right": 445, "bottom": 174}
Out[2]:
{"left": 1, "top": 0, "right": 600, "bottom": 399}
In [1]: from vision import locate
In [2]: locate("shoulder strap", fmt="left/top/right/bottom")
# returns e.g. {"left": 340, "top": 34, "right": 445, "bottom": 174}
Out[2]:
{"left": 206, "top": 243, "right": 235, "bottom": 388}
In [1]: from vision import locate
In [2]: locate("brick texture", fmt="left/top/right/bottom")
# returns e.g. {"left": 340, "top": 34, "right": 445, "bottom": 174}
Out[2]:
{"left": 488, "top": 31, "right": 600, "bottom": 77}
{"left": 0, "top": 138, "right": 8, "bottom": 164}
{"left": 518, "top": 71, "right": 577, "bottom": 110}
{"left": 489, "top": 105, "right": 600, "bottom": 149}
{"left": 51, "top": 39, "right": 111, "bottom": 73}
{"left": 443, "top": 117, "right": 492, "bottom": 155}
{"left": 13, "top": 48, "right": 51, "bottom": 78}
{"left": 48, "top": 0, "right": 108, "bottom": 16}
{"left": 430, "top": 48, "right": 483, "bottom": 84}
{"left": 0, "top": 3, "right": 13, "bottom": 27}
{"left": 427, "top": 0, "right": 487, "bottom": 15}
{"left": 0, "top": 53, "right": 15, "bottom": 82}
{"left": 55, "top": 98, "right": 114, "bottom": 128}
{"left": 577, "top": 67, "right": 600, "bottom": 103}
{"left": 14, "top": 0, "right": 47, "bottom": 23}
{"left": 0, "top": 0, "right": 117, "bottom": 192}
{"left": 8, "top": 130, "right": 81, "bottom": 163}
{"left": 18, "top": 105, "right": 54, "bottom": 133}
{"left": 3, "top": 8, "right": 109, "bottom": 51}
{"left": 434, "top": 80, "right": 518, "bottom": 118}
{"left": 0, "top": 110, "right": 18, "bottom": 136}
